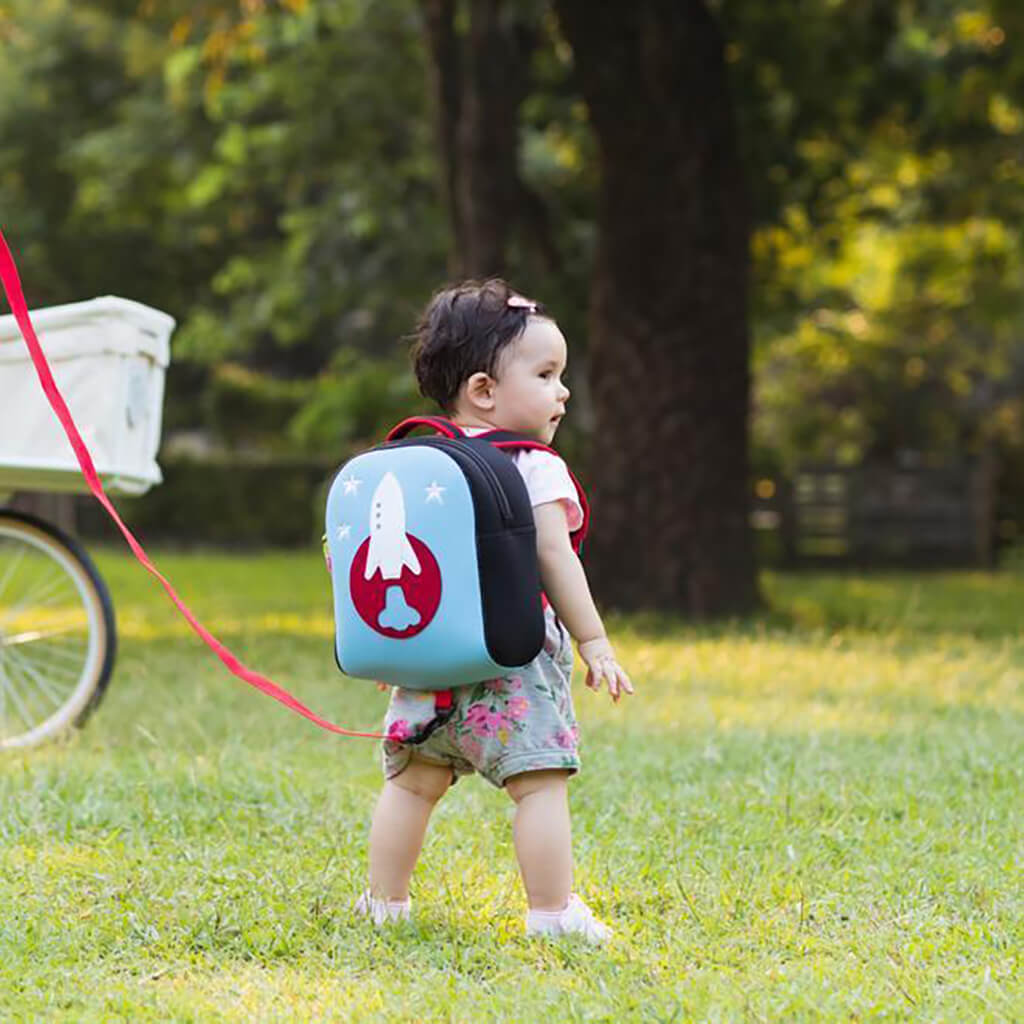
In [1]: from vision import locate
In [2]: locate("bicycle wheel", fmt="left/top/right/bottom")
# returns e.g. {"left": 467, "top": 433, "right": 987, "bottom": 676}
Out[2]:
{"left": 0, "top": 510, "right": 116, "bottom": 749}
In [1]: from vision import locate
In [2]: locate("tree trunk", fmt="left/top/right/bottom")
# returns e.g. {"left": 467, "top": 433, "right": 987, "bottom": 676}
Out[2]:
{"left": 420, "top": 0, "right": 466, "bottom": 273}
{"left": 420, "top": 0, "right": 536, "bottom": 278}
{"left": 554, "top": 0, "right": 759, "bottom": 615}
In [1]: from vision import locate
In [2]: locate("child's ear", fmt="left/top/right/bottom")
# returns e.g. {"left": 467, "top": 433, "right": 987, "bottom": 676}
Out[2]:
{"left": 464, "top": 371, "right": 496, "bottom": 410}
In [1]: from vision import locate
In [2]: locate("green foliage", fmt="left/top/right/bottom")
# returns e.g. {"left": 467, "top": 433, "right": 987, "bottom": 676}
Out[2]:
{"left": 85, "top": 457, "right": 334, "bottom": 547}
{"left": 720, "top": 0, "right": 1024, "bottom": 466}
{"left": 0, "top": 554, "right": 1020, "bottom": 1018}
{"left": 288, "top": 351, "right": 423, "bottom": 452}
{"left": 0, "top": 1, "right": 188, "bottom": 306}
{"left": 158, "top": 0, "right": 446, "bottom": 371}
{"left": 1, "top": 0, "right": 445, "bottom": 448}
{"left": 3, "top": 0, "right": 1024, "bottom": 490}
{"left": 203, "top": 363, "right": 312, "bottom": 450}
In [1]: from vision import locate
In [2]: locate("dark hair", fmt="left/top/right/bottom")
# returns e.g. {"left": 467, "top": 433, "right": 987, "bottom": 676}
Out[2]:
{"left": 411, "top": 278, "right": 548, "bottom": 411}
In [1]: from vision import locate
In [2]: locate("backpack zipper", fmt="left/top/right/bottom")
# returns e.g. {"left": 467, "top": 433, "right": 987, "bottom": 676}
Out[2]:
{"left": 381, "top": 436, "right": 514, "bottom": 523}
{"left": 425, "top": 437, "right": 514, "bottom": 523}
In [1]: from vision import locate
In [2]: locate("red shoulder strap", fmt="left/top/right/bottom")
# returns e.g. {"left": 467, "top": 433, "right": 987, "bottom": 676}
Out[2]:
{"left": 384, "top": 419, "right": 590, "bottom": 552}
{"left": 386, "top": 416, "right": 463, "bottom": 441}
{"left": 477, "top": 431, "right": 590, "bottom": 555}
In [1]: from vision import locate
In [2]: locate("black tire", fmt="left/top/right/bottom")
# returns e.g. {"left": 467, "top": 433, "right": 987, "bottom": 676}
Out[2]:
{"left": 0, "top": 510, "right": 117, "bottom": 748}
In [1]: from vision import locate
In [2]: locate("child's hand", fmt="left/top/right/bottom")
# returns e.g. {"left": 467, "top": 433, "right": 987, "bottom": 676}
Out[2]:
{"left": 578, "top": 637, "right": 634, "bottom": 703}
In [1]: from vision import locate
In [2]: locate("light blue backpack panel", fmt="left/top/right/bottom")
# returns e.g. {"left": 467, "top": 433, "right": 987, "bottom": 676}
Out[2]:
{"left": 326, "top": 444, "right": 510, "bottom": 689}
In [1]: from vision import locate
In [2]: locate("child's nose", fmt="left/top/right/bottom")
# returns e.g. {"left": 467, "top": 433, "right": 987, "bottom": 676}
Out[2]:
{"left": 559, "top": 382, "right": 571, "bottom": 402}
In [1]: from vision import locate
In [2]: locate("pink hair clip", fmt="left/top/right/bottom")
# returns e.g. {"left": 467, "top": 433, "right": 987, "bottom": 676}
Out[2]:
{"left": 507, "top": 295, "right": 538, "bottom": 313}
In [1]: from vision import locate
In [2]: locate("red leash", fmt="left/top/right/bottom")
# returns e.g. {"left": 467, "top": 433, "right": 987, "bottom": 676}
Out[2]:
{"left": 0, "top": 228, "right": 384, "bottom": 740}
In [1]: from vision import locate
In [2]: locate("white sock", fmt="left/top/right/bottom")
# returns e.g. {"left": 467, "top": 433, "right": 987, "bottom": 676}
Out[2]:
{"left": 355, "top": 889, "right": 411, "bottom": 925}
{"left": 525, "top": 893, "right": 611, "bottom": 943}
{"left": 525, "top": 907, "right": 565, "bottom": 931}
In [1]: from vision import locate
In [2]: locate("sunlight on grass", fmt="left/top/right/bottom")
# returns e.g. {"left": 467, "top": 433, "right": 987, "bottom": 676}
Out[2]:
{"left": 0, "top": 550, "right": 1020, "bottom": 1020}
{"left": 117, "top": 610, "right": 336, "bottom": 642}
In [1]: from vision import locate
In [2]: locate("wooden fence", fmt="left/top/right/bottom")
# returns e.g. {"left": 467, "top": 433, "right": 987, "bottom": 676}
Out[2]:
{"left": 752, "top": 459, "right": 995, "bottom": 567}
{"left": 10, "top": 457, "right": 997, "bottom": 568}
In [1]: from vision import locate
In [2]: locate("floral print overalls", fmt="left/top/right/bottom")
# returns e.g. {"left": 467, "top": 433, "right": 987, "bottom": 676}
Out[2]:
{"left": 382, "top": 607, "right": 579, "bottom": 788}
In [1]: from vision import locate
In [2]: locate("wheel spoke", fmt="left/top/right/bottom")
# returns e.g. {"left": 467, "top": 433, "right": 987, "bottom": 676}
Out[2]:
{"left": 0, "top": 657, "right": 43, "bottom": 736}
{"left": 5, "top": 636, "right": 83, "bottom": 688}
{"left": 3, "top": 643, "right": 74, "bottom": 711}
{"left": 2, "top": 625, "right": 87, "bottom": 646}
{"left": 0, "top": 569, "right": 77, "bottom": 631}
{"left": 0, "top": 543, "right": 26, "bottom": 599}
{"left": 0, "top": 658, "right": 50, "bottom": 723}
{"left": 5, "top": 636, "right": 88, "bottom": 670}
{"left": 0, "top": 515, "right": 114, "bottom": 748}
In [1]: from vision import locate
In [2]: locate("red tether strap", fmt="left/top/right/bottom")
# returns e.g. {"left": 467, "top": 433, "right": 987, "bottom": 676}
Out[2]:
{"left": 0, "top": 228, "right": 384, "bottom": 739}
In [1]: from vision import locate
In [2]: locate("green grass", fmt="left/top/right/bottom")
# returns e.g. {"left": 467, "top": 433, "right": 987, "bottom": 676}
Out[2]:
{"left": 1, "top": 553, "right": 1021, "bottom": 1021}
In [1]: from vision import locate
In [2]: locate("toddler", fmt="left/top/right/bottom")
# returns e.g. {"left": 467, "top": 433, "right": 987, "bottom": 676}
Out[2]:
{"left": 356, "top": 278, "right": 633, "bottom": 942}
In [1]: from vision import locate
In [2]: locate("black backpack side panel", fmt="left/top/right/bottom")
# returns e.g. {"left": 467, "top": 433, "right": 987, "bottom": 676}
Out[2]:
{"left": 476, "top": 525, "right": 545, "bottom": 666}
{"left": 466, "top": 440, "right": 545, "bottom": 667}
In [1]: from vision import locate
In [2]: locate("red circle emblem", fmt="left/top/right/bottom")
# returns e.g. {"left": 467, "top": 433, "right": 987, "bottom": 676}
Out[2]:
{"left": 349, "top": 534, "right": 442, "bottom": 638}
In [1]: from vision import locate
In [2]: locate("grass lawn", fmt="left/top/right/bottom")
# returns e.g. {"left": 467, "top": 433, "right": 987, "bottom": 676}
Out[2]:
{"left": 1, "top": 551, "right": 1020, "bottom": 1021}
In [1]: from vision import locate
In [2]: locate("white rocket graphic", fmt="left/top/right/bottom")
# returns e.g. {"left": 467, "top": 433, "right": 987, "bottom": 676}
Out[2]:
{"left": 364, "top": 472, "right": 422, "bottom": 581}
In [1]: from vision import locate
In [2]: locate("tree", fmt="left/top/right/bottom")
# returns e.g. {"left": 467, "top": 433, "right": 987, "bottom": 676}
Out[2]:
{"left": 0, "top": 0, "right": 446, "bottom": 451}
{"left": 727, "top": 1, "right": 1024, "bottom": 469}
{"left": 7, "top": 0, "right": 1023, "bottom": 561}
{"left": 552, "top": 0, "right": 759, "bottom": 615}
{"left": 420, "top": 0, "right": 564, "bottom": 280}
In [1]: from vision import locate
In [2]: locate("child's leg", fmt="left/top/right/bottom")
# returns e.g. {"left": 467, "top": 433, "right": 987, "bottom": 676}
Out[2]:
{"left": 368, "top": 756, "right": 453, "bottom": 901}
{"left": 505, "top": 769, "right": 573, "bottom": 911}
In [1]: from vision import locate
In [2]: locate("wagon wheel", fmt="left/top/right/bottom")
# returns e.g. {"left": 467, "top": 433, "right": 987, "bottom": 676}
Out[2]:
{"left": 0, "top": 510, "right": 116, "bottom": 749}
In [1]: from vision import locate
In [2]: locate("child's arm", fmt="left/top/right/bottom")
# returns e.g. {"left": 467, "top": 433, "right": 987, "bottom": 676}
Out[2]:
{"left": 534, "top": 501, "right": 634, "bottom": 702}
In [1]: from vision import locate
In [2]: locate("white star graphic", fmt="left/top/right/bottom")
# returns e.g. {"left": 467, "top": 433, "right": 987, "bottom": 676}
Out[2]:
{"left": 341, "top": 475, "right": 362, "bottom": 496}
{"left": 425, "top": 481, "right": 446, "bottom": 504}
{"left": 335, "top": 524, "right": 351, "bottom": 541}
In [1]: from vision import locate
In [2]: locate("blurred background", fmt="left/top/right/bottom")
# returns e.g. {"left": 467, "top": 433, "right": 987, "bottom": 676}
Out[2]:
{"left": 2, "top": 0, "right": 1022, "bottom": 614}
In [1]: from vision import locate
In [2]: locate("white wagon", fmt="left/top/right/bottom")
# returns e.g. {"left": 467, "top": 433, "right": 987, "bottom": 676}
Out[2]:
{"left": 0, "top": 297, "right": 173, "bottom": 748}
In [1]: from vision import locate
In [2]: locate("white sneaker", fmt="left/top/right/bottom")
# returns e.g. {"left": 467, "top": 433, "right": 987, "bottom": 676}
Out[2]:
{"left": 525, "top": 893, "right": 611, "bottom": 943}
{"left": 354, "top": 889, "right": 411, "bottom": 925}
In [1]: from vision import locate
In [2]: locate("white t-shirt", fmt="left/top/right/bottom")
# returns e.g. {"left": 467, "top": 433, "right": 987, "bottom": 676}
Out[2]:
{"left": 462, "top": 426, "right": 584, "bottom": 532}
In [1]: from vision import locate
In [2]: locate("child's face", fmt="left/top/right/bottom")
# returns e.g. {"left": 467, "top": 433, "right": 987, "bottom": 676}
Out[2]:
{"left": 489, "top": 317, "right": 570, "bottom": 443}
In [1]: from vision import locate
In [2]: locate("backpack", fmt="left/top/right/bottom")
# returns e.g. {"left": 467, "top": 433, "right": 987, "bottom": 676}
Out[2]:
{"left": 325, "top": 415, "right": 588, "bottom": 691}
